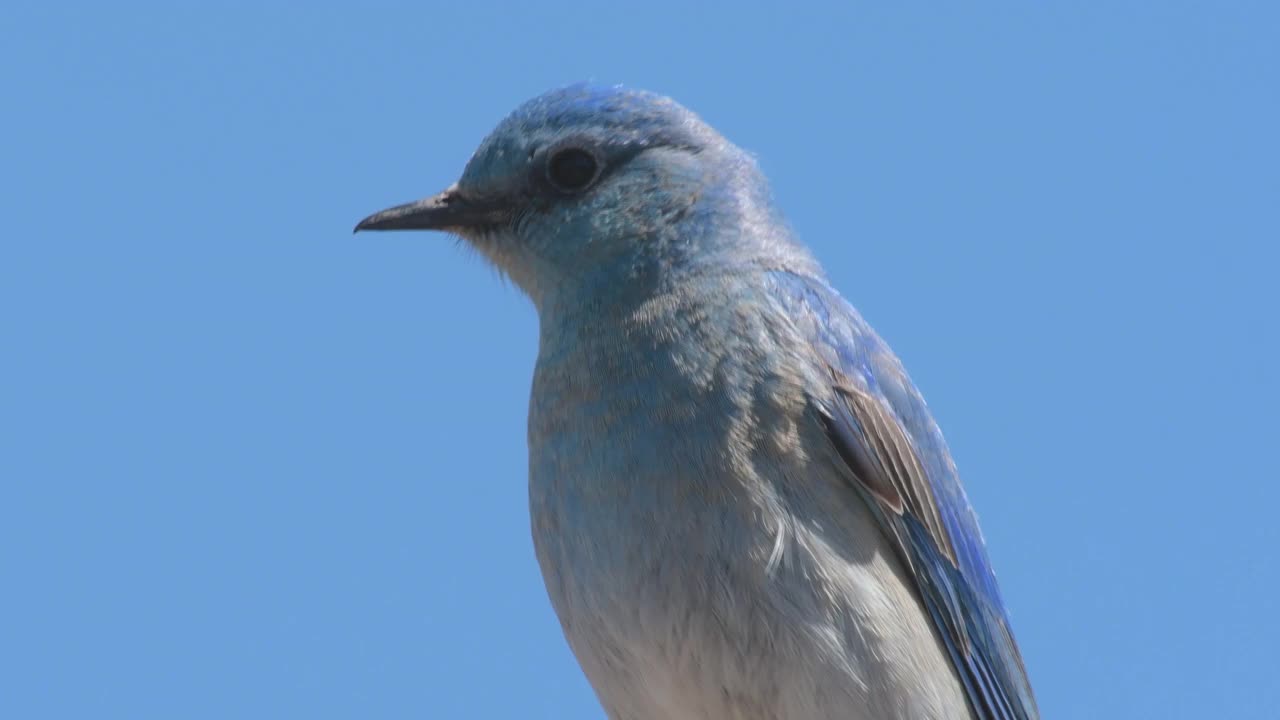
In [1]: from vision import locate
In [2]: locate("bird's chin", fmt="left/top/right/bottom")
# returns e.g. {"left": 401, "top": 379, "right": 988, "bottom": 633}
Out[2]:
{"left": 450, "top": 228, "right": 539, "bottom": 298}
{"left": 453, "top": 224, "right": 510, "bottom": 261}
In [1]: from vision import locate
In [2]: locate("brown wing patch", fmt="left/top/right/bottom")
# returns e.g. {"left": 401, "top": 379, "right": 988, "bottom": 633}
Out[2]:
{"left": 827, "top": 370, "right": 957, "bottom": 566}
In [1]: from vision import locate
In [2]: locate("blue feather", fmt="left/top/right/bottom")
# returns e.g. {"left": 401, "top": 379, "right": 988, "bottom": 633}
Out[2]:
{"left": 766, "top": 270, "right": 1039, "bottom": 720}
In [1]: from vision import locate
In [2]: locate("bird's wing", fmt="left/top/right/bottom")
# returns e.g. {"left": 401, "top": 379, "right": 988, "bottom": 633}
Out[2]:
{"left": 766, "top": 271, "right": 1039, "bottom": 720}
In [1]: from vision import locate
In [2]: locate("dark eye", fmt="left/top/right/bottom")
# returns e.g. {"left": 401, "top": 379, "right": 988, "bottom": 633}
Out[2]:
{"left": 546, "top": 147, "right": 600, "bottom": 192}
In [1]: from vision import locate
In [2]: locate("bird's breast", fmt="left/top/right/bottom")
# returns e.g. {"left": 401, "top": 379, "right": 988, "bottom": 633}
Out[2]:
{"left": 522, "top": 292, "right": 972, "bottom": 719}
{"left": 524, "top": 291, "right": 822, "bottom": 650}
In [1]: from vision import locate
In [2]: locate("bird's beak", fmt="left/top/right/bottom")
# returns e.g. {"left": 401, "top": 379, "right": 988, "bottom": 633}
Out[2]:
{"left": 353, "top": 185, "right": 507, "bottom": 233}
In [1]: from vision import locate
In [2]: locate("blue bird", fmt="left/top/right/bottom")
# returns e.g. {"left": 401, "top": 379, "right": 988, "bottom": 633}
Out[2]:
{"left": 356, "top": 84, "right": 1038, "bottom": 720}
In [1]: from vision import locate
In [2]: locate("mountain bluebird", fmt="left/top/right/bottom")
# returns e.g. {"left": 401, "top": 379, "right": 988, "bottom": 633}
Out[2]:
{"left": 356, "top": 84, "right": 1038, "bottom": 720}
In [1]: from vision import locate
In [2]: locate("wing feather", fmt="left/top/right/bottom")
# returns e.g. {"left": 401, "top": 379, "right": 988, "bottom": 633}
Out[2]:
{"left": 767, "top": 271, "right": 1038, "bottom": 720}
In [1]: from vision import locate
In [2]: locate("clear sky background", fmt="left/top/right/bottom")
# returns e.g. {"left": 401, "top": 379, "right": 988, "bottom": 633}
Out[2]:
{"left": 3, "top": 2, "right": 1277, "bottom": 718}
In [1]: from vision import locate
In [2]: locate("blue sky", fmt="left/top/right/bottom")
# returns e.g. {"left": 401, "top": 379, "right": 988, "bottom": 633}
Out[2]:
{"left": 3, "top": 2, "right": 1277, "bottom": 718}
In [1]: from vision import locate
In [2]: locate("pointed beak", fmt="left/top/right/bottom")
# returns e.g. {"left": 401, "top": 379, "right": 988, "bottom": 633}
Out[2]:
{"left": 353, "top": 185, "right": 508, "bottom": 233}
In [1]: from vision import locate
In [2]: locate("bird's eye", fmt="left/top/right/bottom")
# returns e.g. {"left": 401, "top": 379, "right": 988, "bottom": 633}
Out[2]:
{"left": 546, "top": 147, "right": 600, "bottom": 192}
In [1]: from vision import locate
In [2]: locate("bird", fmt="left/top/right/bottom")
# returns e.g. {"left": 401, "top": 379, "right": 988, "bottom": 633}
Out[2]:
{"left": 356, "top": 84, "right": 1038, "bottom": 720}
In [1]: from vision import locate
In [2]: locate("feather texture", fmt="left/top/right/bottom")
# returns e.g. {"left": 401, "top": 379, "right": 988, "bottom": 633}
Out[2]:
{"left": 767, "top": 270, "right": 1039, "bottom": 720}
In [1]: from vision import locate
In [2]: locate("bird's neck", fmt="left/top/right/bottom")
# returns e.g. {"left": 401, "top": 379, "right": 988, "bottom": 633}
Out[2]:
{"left": 532, "top": 275, "right": 749, "bottom": 401}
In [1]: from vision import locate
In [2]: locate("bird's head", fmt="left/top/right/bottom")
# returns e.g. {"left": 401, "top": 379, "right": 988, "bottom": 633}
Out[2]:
{"left": 356, "top": 84, "right": 814, "bottom": 310}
